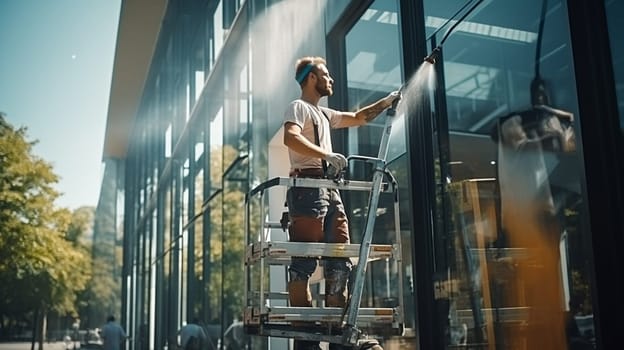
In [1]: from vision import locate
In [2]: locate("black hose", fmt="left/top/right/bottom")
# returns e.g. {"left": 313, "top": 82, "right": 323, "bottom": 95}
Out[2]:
{"left": 426, "top": 0, "right": 478, "bottom": 42}
{"left": 440, "top": 0, "right": 484, "bottom": 46}
{"left": 531, "top": 0, "right": 549, "bottom": 105}
{"left": 424, "top": 0, "right": 484, "bottom": 64}
{"left": 534, "top": 0, "right": 548, "bottom": 78}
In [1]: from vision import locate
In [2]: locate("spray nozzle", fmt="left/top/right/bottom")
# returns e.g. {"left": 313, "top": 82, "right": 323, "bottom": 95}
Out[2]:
{"left": 424, "top": 46, "right": 441, "bottom": 64}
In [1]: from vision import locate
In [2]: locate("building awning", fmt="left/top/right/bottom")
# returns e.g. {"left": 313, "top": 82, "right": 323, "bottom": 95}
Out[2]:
{"left": 103, "top": 0, "right": 167, "bottom": 159}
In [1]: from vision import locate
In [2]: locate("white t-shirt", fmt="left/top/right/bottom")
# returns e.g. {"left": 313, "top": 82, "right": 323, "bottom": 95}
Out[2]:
{"left": 283, "top": 99, "right": 344, "bottom": 170}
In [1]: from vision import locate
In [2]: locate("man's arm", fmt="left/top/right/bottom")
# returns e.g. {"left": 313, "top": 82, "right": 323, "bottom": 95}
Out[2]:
{"left": 334, "top": 91, "right": 400, "bottom": 128}
{"left": 283, "top": 122, "right": 328, "bottom": 158}
{"left": 120, "top": 327, "right": 129, "bottom": 340}
{"left": 284, "top": 122, "right": 347, "bottom": 170}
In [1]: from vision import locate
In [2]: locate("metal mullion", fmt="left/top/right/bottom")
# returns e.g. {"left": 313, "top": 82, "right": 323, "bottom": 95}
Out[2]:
{"left": 566, "top": 1, "right": 624, "bottom": 348}
{"left": 399, "top": 0, "right": 444, "bottom": 349}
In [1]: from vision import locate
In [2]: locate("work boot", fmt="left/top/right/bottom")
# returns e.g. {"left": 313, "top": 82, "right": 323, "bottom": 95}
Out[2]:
{"left": 289, "top": 280, "right": 321, "bottom": 350}
{"left": 326, "top": 270, "right": 350, "bottom": 350}
{"left": 288, "top": 279, "right": 314, "bottom": 328}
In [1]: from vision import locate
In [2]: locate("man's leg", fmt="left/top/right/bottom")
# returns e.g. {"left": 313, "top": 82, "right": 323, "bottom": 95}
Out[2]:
{"left": 287, "top": 214, "right": 323, "bottom": 315}
{"left": 324, "top": 267, "right": 350, "bottom": 312}
{"left": 324, "top": 260, "right": 351, "bottom": 350}
{"left": 288, "top": 216, "right": 322, "bottom": 350}
{"left": 324, "top": 189, "right": 354, "bottom": 350}
{"left": 325, "top": 188, "right": 351, "bottom": 309}
{"left": 288, "top": 260, "right": 321, "bottom": 350}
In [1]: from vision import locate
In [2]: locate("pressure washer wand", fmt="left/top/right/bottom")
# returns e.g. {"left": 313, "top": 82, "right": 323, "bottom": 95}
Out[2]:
{"left": 386, "top": 88, "right": 403, "bottom": 117}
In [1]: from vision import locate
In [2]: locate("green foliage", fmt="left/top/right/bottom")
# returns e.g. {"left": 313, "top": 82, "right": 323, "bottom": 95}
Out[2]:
{"left": 66, "top": 206, "right": 95, "bottom": 248}
{"left": 203, "top": 145, "right": 247, "bottom": 324}
{"left": 69, "top": 206, "right": 119, "bottom": 327}
{"left": 0, "top": 115, "right": 91, "bottom": 325}
{"left": 221, "top": 189, "right": 246, "bottom": 322}
{"left": 78, "top": 254, "right": 118, "bottom": 326}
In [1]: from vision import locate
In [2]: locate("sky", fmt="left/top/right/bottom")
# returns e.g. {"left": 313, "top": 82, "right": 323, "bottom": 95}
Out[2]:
{"left": 0, "top": 1, "right": 122, "bottom": 210}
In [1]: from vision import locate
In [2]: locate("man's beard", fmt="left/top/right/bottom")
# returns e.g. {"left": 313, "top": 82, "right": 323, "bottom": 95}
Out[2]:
{"left": 316, "top": 81, "right": 332, "bottom": 97}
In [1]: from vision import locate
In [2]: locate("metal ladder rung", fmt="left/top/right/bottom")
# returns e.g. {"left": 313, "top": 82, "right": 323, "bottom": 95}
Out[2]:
{"left": 455, "top": 307, "right": 530, "bottom": 328}
{"left": 270, "top": 306, "right": 395, "bottom": 316}
{"left": 245, "top": 326, "right": 397, "bottom": 345}
{"left": 248, "top": 291, "right": 333, "bottom": 303}
{"left": 264, "top": 222, "right": 285, "bottom": 229}
{"left": 249, "top": 306, "right": 398, "bottom": 326}
{"left": 246, "top": 241, "right": 396, "bottom": 264}
{"left": 248, "top": 291, "right": 289, "bottom": 300}
{"left": 247, "top": 177, "right": 394, "bottom": 197}
{"left": 470, "top": 247, "right": 531, "bottom": 260}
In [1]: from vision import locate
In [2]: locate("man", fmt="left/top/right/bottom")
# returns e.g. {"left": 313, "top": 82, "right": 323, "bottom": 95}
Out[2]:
{"left": 178, "top": 318, "right": 208, "bottom": 350}
{"left": 101, "top": 315, "right": 128, "bottom": 350}
{"left": 283, "top": 56, "right": 399, "bottom": 350}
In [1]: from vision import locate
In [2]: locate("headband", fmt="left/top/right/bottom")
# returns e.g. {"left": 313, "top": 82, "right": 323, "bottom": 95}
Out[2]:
{"left": 295, "top": 63, "right": 314, "bottom": 84}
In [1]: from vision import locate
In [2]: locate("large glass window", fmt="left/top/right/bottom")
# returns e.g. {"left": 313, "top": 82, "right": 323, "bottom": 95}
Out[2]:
{"left": 346, "top": 0, "right": 402, "bottom": 159}
{"left": 221, "top": 61, "right": 249, "bottom": 332}
{"left": 342, "top": 1, "right": 416, "bottom": 347}
{"left": 423, "top": 0, "right": 597, "bottom": 348}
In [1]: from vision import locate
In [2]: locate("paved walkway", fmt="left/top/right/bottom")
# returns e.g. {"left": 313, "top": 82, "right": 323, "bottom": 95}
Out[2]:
{"left": 0, "top": 342, "right": 71, "bottom": 350}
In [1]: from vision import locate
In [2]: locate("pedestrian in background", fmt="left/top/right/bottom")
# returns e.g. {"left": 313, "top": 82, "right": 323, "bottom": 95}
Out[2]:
{"left": 101, "top": 315, "right": 129, "bottom": 350}
{"left": 178, "top": 317, "right": 208, "bottom": 350}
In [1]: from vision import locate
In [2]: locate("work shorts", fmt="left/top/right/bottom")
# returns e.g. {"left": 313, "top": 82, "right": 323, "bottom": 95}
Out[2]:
{"left": 286, "top": 184, "right": 352, "bottom": 277}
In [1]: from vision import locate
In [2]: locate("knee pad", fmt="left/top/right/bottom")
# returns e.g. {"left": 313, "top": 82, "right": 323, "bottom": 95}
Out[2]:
{"left": 325, "top": 269, "right": 350, "bottom": 295}
{"left": 324, "top": 257, "right": 353, "bottom": 274}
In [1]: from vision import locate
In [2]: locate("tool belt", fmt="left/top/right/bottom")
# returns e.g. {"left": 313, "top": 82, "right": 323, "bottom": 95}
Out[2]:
{"left": 289, "top": 168, "right": 325, "bottom": 178}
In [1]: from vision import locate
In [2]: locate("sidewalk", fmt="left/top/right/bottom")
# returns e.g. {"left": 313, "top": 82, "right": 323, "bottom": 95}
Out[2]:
{"left": 0, "top": 342, "right": 70, "bottom": 350}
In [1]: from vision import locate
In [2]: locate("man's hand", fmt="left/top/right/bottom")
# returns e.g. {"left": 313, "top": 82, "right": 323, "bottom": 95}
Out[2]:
{"left": 383, "top": 90, "right": 401, "bottom": 109}
{"left": 350, "top": 90, "right": 403, "bottom": 125}
{"left": 323, "top": 152, "right": 347, "bottom": 170}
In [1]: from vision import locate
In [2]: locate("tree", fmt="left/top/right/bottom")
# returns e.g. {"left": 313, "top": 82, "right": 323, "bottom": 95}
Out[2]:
{"left": 66, "top": 206, "right": 115, "bottom": 328}
{"left": 0, "top": 114, "right": 91, "bottom": 347}
{"left": 66, "top": 206, "right": 95, "bottom": 248}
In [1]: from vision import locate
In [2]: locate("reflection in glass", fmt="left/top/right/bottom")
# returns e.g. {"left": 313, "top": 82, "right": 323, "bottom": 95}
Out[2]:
{"left": 424, "top": 0, "right": 596, "bottom": 348}
{"left": 213, "top": 1, "right": 224, "bottom": 65}
{"left": 207, "top": 114, "right": 223, "bottom": 333}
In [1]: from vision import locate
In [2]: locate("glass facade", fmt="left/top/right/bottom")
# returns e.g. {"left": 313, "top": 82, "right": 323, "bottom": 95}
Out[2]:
{"left": 102, "top": 0, "right": 623, "bottom": 349}
{"left": 423, "top": 0, "right": 594, "bottom": 348}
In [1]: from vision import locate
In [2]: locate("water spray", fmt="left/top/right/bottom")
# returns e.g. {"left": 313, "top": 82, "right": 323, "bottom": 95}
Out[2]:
{"left": 424, "top": 0, "right": 485, "bottom": 64}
